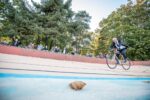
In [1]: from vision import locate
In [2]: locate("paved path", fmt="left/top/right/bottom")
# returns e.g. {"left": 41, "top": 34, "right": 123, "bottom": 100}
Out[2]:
{"left": 0, "top": 53, "right": 150, "bottom": 78}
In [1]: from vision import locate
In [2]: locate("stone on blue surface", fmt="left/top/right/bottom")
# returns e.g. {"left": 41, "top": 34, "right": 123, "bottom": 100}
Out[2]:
{"left": 69, "top": 81, "right": 86, "bottom": 90}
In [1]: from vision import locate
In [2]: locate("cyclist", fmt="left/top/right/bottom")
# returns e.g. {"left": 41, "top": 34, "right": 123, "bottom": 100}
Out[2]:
{"left": 110, "top": 37, "right": 128, "bottom": 64}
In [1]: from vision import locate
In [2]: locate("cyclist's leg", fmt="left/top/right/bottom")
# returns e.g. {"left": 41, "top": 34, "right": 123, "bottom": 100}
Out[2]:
{"left": 120, "top": 49, "right": 127, "bottom": 63}
{"left": 115, "top": 53, "right": 120, "bottom": 64}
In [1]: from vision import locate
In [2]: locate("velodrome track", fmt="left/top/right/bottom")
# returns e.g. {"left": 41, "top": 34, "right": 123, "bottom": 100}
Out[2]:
{"left": 0, "top": 53, "right": 150, "bottom": 78}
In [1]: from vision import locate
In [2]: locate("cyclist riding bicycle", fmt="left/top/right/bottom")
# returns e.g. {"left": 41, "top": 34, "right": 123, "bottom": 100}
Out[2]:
{"left": 110, "top": 37, "right": 128, "bottom": 64}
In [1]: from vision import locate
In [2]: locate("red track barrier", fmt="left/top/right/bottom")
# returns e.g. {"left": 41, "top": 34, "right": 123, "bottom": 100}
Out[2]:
{"left": 0, "top": 45, "right": 150, "bottom": 66}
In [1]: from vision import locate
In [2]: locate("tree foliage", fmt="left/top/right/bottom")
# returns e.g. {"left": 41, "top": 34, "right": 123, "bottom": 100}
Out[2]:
{"left": 0, "top": 0, "right": 91, "bottom": 52}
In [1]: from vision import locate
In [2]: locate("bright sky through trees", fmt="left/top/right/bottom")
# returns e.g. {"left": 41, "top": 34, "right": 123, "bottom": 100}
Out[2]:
{"left": 71, "top": 0, "right": 129, "bottom": 31}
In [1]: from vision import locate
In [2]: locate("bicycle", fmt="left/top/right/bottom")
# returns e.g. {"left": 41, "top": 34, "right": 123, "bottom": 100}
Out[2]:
{"left": 105, "top": 50, "right": 131, "bottom": 70}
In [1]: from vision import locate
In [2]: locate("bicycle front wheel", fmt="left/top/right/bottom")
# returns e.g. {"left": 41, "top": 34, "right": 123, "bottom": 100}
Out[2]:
{"left": 105, "top": 52, "right": 117, "bottom": 69}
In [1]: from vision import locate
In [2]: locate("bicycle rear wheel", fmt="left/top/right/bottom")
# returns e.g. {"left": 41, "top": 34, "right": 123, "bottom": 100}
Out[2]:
{"left": 105, "top": 52, "right": 117, "bottom": 69}
{"left": 120, "top": 56, "right": 131, "bottom": 70}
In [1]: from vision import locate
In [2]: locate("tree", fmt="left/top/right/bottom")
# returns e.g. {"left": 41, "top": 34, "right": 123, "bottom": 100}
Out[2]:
{"left": 31, "top": 0, "right": 71, "bottom": 50}
{"left": 0, "top": 0, "right": 37, "bottom": 45}
{"left": 69, "top": 11, "right": 91, "bottom": 53}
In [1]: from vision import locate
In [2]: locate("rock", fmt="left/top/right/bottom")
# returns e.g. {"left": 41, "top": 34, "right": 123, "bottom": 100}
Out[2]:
{"left": 69, "top": 81, "right": 86, "bottom": 90}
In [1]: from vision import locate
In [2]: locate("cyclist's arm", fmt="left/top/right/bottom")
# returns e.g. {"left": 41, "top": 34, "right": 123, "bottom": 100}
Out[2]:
{"left": 109, "top": 42, "right": 117, "bottom": 52}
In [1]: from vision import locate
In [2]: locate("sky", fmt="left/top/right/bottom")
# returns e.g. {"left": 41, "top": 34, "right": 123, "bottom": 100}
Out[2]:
{"left": 30, "top": 0, "right": 131, "bottom": 31}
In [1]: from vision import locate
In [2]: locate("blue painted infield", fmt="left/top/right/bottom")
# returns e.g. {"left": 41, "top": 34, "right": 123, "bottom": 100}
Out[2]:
{"left": 0, "top": 73, "right": 150, "bottom": 100}
{"left": 0, "top": 73, "right": 150, "bottom": 80}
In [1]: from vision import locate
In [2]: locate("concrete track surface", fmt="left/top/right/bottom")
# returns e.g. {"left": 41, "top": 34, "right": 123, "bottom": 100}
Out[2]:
{"left": 0, "top": 53, "right": 150, "bottom": 78}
